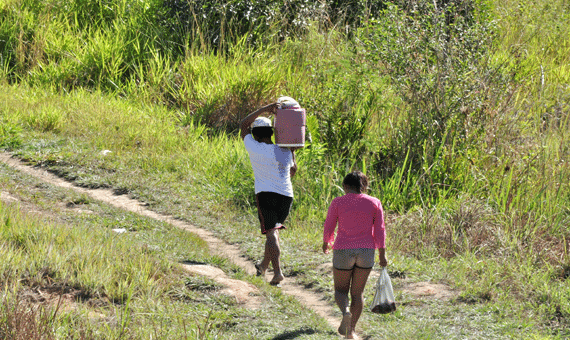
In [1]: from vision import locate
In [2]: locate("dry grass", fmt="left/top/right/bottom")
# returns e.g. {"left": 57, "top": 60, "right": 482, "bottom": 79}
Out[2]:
{"left": 0, "top": 294, "right": 57, "bottom": 340}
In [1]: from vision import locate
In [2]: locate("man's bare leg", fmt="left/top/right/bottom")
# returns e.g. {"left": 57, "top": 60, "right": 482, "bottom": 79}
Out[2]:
{"left": 263, "top": 228, "right": 283, "bottom": 284}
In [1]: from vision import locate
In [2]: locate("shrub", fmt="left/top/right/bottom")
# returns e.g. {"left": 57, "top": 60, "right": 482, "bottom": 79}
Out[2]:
{"left": 358, "top": 0, "right": 508, "bottom": 203}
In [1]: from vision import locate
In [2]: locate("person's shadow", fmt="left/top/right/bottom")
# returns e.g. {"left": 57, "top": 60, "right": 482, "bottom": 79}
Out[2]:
{"left": 270, "top": 327, "right": 334, "bottom": 339}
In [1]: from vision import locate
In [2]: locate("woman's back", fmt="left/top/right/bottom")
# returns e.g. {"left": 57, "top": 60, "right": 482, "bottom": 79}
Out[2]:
{"left": 323, "top": 193, "right": 385, "bottom": 250}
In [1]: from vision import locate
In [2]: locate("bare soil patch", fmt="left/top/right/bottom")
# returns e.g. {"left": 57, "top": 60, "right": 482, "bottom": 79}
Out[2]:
{"left": 182, "top": 264, "right": 262, "bottom": 308}
{"left": 0, "top": 190, "right": 19, "bottom": 203}
{"left": 400, "top": 281, "right": 457, "bottom": 301}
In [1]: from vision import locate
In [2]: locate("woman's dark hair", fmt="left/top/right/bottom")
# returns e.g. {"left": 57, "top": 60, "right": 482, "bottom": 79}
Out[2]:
{"left": 252, "top": 127, "right": 274, "bottom": 139}
{"left": 342, "top": 171, "right": 368, "bottom": 193}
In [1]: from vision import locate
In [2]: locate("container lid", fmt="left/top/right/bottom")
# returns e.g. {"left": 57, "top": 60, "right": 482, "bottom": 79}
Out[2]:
{"left": 278, "top": 96, "right": 300, "bottom": 109}
{"left": 277, "top": 143, "right": 305, "bottom": 147}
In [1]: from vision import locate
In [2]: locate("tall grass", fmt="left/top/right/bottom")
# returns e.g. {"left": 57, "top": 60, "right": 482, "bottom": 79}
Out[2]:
{"left": 484, "top": 0, "right": 570, "bottom": 229}
{"left": 0, "top": 191, "right": 250, "bottom": 339}
{"left": 1, "top": 0, "right": 570, "bottom": 335}
{"left": 1, "top": 0, "right": 568, "bottom": 251}
{"left": 0, "top": 156, "right": 336, "bottom": 339}
{"left": 0, "top": 201, "right": 172, "bottom": 303}
{"left": 0, "top": 291, "right": 56, "bottom": 340}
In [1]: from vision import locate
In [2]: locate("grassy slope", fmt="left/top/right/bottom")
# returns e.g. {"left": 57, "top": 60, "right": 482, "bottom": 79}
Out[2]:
{"left": 0, "top": 80, "right": 566, "bottom": 339}
{"left": 0, "top": 0, "right": 569, "bottom": 338}
{"left": 0, "top": 158, "right": 333, "bottom": 339}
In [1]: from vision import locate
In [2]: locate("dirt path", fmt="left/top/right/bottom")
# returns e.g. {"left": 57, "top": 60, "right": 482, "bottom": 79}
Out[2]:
{"left": 0, "top": 153, "right": 340, "bottom": 330}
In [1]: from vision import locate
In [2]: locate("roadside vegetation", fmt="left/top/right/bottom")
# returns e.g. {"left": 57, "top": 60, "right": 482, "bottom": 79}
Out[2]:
{"left": 0, "top": 162, "right": 332, "bottom": 339}
{"left": 0, "top": 0, "right": 569, "bottom": 338}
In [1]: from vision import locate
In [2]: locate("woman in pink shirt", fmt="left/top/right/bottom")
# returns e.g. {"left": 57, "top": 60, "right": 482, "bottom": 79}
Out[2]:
{"left": 322, "top": 171, "right": 388, "bottom": 339}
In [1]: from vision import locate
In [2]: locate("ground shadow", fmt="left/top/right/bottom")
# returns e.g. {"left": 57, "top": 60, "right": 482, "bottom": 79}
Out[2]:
{"left": 270, "top": 327, "right": 333, "bottom": 340}
{"left": 181, "top": 260, "right": 208, "bottom": 265}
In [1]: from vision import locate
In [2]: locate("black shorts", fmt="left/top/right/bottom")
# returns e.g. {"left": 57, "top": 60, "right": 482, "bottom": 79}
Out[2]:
{"left": 255, "top": 192, "right": 293, "bottom": 234}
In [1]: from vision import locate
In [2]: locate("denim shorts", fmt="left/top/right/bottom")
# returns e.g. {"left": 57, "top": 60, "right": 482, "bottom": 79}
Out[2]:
{"left": 333, "top": 248, "right": 375, "bottom": 270}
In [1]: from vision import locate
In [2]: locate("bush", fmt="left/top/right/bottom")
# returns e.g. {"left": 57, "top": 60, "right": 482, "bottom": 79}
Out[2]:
{"left": 358, "top": 0, "right": 508, "bottom": 203}
{"left": 0, "top": 114, "right": 22, "bottom": 149}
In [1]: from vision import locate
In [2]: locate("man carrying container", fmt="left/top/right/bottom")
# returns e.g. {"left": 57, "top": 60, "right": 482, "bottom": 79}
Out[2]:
{"left": 240, "top": 102, "right": 297, "bottom": 286}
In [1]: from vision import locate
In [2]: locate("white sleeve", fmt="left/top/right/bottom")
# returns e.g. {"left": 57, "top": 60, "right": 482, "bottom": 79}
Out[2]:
{"left": 243, "top": 134, "right": 256, "bottom": 152}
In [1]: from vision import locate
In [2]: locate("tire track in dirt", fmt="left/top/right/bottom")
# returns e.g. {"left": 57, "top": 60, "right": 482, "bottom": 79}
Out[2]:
{"left": 0, "top": 152, "right": 340, "bottom": 331}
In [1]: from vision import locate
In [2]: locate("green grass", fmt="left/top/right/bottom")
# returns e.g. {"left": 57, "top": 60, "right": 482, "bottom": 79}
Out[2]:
{"left": 1, "top": 80, "right": 569, "bottom": 339}
{"left": 1, "top": 0, "right": 569, "bottom": 338}
{"left": 0, "top": 161, "right": 335, "bottom": 339}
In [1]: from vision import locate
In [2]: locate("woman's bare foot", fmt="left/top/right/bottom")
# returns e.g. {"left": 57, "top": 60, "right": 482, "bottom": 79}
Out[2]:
{"left": 338, "top": 312, "right": 352, "bottom": 338}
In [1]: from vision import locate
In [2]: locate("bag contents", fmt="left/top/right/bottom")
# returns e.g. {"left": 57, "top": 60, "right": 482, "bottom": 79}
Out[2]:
{"left": 370, "top": 267, "right": 397, "bottom": 314}
{"left": 371, "top": 301, "right": 397, "bottom": 314}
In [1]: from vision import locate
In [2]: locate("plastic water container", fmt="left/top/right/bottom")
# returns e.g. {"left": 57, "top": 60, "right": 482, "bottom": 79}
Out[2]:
{"left": 274, "top": 97, "right": 306, "bottom": 148}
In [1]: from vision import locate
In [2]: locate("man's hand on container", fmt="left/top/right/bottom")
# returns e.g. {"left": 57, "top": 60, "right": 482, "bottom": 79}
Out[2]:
{"left": 263, "top": 102, "right": 279, "bottom": 114}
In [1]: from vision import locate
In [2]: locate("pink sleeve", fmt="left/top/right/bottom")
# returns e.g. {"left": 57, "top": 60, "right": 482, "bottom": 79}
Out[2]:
{"left": 323, "top": 199, "right": 338, "bottom": 245}
{"left": 373, "top": 201, "right": 386, "bottom": 249}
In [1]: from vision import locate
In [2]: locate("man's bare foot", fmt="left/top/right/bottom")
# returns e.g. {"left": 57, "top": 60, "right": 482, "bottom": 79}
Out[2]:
{"left": 255, "top": 262, "right": 266, "bottom": 277}
{"left": 347, "top": 331, "right": 359, "bottom": 339}
{"left": 269, "top": 273, "right": 284, "bottom": 286}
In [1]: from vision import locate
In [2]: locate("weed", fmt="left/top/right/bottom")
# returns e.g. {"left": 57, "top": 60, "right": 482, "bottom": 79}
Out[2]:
{"left": 1, "top": 0, "right": 569, "bottom": 338}
{"left": 0, "top": 292, "right": 56, "bottom": 340}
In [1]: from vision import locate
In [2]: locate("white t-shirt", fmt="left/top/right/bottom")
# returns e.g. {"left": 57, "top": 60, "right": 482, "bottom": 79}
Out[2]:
{"left": 244, "top": 134, "right": 294, "bottom": 197}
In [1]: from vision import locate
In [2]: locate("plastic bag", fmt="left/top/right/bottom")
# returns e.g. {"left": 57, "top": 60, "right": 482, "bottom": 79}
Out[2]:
{"left": 370, "top": 267, "right": 397, "bottom": 314}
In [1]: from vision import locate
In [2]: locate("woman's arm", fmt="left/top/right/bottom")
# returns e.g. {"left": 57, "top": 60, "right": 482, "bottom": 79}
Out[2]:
{"left": 322, "top": 241, "right": 331, "bottom": 254}
{"left": 374, "top": 200, "right": 387, "bottom": 266}
{"left": 322, "top": 199, "right": 338, "bottom": 253}
{"left": 378, "top": 248, "right": 388, "bottom": 267}
{"left": 240, "top": 103, "right": 278, "bottom": 140}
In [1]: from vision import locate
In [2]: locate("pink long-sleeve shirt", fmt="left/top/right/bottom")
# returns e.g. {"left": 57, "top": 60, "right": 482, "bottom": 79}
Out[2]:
{"left": 323, "top": 193, "right": 385, "bottom": 250}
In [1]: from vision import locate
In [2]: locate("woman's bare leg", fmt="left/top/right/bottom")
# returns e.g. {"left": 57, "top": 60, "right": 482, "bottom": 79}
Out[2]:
{"left": 348, "top": 267, "right": 372, "bottom": 334}
{"left": 334, "top": 268, "right": 354, "bottom": 337}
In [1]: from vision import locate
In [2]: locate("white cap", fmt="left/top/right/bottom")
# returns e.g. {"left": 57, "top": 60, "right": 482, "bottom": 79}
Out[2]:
{"left": 251, "top": 117, "right": 272, "bottom": 128}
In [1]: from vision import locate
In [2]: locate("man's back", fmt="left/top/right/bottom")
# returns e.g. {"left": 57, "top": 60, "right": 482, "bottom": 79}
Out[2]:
{"left": 244, "top": 134, "right": 294, "bottom": 197}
